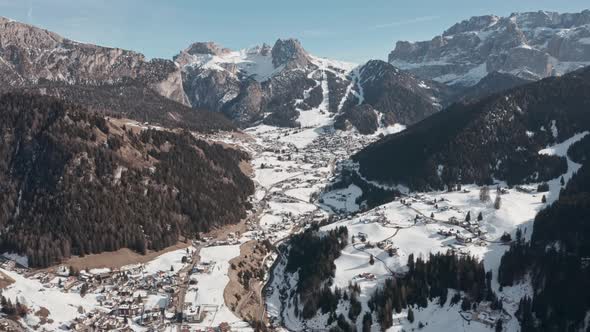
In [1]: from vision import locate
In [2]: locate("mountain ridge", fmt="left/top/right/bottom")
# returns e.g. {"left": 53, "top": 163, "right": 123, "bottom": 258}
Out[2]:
{"left": 389, "top": 9, "right": 590, "bottom": 87}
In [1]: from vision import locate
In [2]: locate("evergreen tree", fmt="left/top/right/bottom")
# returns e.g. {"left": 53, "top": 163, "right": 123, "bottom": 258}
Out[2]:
{"left": 477, "top": 212, "right": 483, "bottom": 221}
{"left": 541, "top": 195, "right": 546, "bottom": 203}
{"left": 461, "top": 297, "right": 472, "bottom": 311}
{"left": 407, "top": 307, "right": 415, "bottom": 323}
{"left": 407, "top": 253, "right": 415, "bottom": 274}
{"left": 465, "top": 211, "right": 471, "bottom": 222}
{"left": 495, "top": 319, "right": 503, "bottom": 332}
{"left": 362, "top": 312, "right": 372, "bottom": 332}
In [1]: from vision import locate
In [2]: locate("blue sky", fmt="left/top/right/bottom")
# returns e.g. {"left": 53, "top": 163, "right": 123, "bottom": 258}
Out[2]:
{"left": 1, "top": 0, "right": 589, "bottom": 63}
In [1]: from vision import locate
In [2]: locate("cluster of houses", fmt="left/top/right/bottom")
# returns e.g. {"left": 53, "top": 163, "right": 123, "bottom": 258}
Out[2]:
{"left": 0, "top": 246, "right": 237, "bottom": 331}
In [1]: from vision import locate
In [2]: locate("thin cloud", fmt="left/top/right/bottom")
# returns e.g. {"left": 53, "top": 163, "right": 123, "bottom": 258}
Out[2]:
{"left": 26, "top": 0, "right": 33, "bottom": 22}
{"left": 370, "top": 15, "right": 440, "bottom": 30}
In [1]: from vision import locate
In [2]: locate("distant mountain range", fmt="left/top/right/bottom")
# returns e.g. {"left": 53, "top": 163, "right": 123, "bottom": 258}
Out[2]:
{"left": 389, "top": 10, "right": 590, "bottom": 87}
{"left": 1, "top": 11, "right": 589, "bottom": 134}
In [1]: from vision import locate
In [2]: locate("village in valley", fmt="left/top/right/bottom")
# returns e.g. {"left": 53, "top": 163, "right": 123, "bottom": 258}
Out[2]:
{"left": 0, "top": 79, "right": 581, "bottom": 331}
{"left": 0, "top": 102, "right": 390, "bottom": 332}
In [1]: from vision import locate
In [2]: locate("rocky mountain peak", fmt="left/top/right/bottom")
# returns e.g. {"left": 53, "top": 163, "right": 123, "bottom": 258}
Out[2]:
{"left": 245, "top": 43, "right": 272, "bottom": 56}
{"left": 271, "top": 38, "right": 310, "bottom": 69}
{"left": 388, "top": 9, "right": 590, "bottom": 87}
{"left": 443, "top": 14, "right": 500, "bottom": 36}
{"left": 0, "top": 16, "right": 64, "bottom": 49}
{"left": 0, "top": 16, "right": 188, "bottom": 105}
{"left": 184, "top": 41, "right": 230, "bottom": 56}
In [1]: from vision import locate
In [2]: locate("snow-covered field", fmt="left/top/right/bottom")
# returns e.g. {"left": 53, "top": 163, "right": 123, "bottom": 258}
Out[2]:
{"left": 182, "top": 245, "right": 252, "bottom": 331}
{"left": 142, "top": 246, "right": 194, "bottom": 275}
{"left": 0, "top": 267, "right": 101, "bottom": 330}
{"left": 265, "top": 131, "right": 587, "bottom": 331}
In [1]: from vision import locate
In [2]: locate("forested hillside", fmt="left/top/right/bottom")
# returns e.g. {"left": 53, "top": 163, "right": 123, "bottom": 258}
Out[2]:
{"left": 0, "top": 93, "right": 254, "bottom": 267}
{"left": 354, "top": 67, "right": 590, "bottom": 191}
{"left": 13, "top": 80, "right": 236, "bottom": 133}
{"left": 498, "top": 135, "right": 590, "bottom": 331}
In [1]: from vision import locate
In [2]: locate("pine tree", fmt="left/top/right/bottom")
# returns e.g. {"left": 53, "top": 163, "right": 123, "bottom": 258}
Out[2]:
{"left": 362, "top": 312, "right": 372, "bottom": 332}
{"left": 495, "top": 319, "right": 503, "bottom": 332}
{"left": 465, "top": 211, "right": 471, "bottom": 222}
{"left": 560, "top": 176, "right": 565, "bottom": 186}
{"left": 407, "top": 307, "right": 415, "bottom": 323}
{"left": 477, "top": 212, "right": 483, "bottom": 221}
{"left": 408, "top": 253, "right": 415, "bottom": 274}
{"left": 461, "top": 297, "right": 472, "bottom": 311}
{"left": 369, "top": 254, "right": 375, "bottom": 265}
{"left": 542, "top": 195, "right": 546, "bottom": 203}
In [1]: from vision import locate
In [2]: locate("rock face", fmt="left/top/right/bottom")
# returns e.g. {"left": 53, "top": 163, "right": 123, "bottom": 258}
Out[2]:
{"left": 270, "top": 38, "right": 312, "bottom": 69}
{"left": 388, "top": 10, "right": 590, "bottom": 87}
{"left": 0, "top": 16, "right": 460, "bottom": 132}
{"left": 177, "top": 40, "right": 451, "bottom": 130}
{"left": 175, "top": 38, "right": 322, "bottom": 127}
{"left": 0, "top": 17, "right": 188, "bottom": 105}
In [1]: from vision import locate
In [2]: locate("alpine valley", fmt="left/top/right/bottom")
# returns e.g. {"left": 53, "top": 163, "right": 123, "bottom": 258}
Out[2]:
{"left": 0, "top": 8, "right": 587, "bottom": 332}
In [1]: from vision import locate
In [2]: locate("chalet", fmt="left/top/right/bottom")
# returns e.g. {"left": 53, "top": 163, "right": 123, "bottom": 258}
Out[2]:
{"left": 184, "top": 305, "right": 203, "bottom": 323}
{"left": 377, "top": 239, "right": 395, "bottom": 250}
{"left": 56, "top": 265, "right": 70, "bottom": 277}
{"left": 437, "top": 229, "right": 455, "bottom": 237}
{"left": 357, "top": 272, "right": 376, "bottom": 281}
{"left": 455, "top": 233, "right": 473, "bottom": 244}
{"left": 515, "top": 186, "right": 533, "bottom": 193}
{"left": 356, "top": 232, "right": 368, "bottom": 242}
{"left": 116, "top": 304, "right": 140, "bottom": 317}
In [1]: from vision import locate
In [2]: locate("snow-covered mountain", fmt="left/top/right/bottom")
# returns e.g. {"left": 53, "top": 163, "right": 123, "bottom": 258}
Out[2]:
{"left": 334, "top": 60, "right": 452, "bottom": 134}
{"left": 176, "top": 40, "right": 451, "bottom": 131}
{"left": 389, "top": 10, "right": 590, "bottom": 87}
{"left": 266, "top": 66, "right": 590, "bottom": 332}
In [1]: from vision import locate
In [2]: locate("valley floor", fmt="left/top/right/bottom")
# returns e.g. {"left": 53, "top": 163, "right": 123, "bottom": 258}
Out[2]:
{"left": 0, "top": 102, "right": 585, "bottom": 331}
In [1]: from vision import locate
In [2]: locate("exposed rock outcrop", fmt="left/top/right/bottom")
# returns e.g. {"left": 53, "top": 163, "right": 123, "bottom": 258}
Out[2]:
{"left": 389, "top": 10, "right": 590, "bottom": 87}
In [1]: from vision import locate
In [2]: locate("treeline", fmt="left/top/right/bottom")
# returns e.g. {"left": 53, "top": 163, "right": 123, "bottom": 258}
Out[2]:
{"left": 0, "top": 295, "right": 27, "bottom": 317}
{"left": 368, "top": 251, "right": 495, "bottom": 331}
{"left": 497, "top": 135, "right": 590, "bottom": 331}
{"left": 285, "top": 226, "right": 348, "bottom": 319}
{"left": 0, "top": 93, "right": 254, "bottom": 267}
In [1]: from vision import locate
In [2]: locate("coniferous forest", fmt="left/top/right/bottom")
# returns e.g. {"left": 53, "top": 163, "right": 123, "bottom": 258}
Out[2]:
{"left": 0, "top": 93, "right": 254, "bottom": 267}
{"left": 284, "top": 226, "right": 349, "bottom": 319}
{"left": 497, "top": 135, "right": 590, "bottom": 332}
{"left": 369, "top": 252, "right": 494, "bottom": 331}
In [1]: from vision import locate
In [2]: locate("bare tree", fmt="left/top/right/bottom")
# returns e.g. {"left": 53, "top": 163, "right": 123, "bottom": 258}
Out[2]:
{"left": 494, "top": 194, "right": 502, "bottom": 210}
{"left": 479, "top": 186, "right": 491, "bottom": 202}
